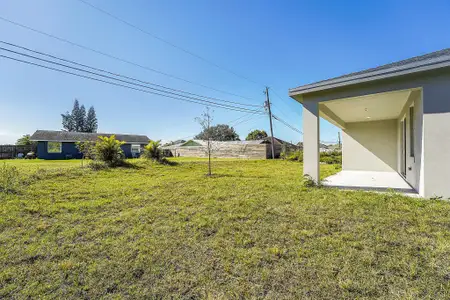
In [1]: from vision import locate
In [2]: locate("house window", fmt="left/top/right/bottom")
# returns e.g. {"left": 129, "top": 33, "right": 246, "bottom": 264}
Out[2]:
{"left": 47, "top": 142, "right": 62, "bottom": 153}
{"left": 409, "top": 106, "right": 414, "bottom": 157}
{"left": 131, "top": 144, "right": 141, "bottom": 153}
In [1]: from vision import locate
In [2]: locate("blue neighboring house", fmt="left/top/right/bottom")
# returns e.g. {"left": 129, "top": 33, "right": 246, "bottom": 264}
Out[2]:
{"left": 30, "top": 130, "right": 150, "bottom": 159}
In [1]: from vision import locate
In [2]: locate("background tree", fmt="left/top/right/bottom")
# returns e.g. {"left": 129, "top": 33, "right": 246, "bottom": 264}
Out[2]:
{"left": 85, "top": 106, "right": 98, "bottom": 133}
{"left": 61, "top": 100, "right": 98, "bottom": 132}
{"left": 195, "top": 107, "right": 216, "bottom": 176}
{"left": 16, "top": 134, "right": 32, "bottom": 146}
{"left": 74, "top": 104, "right": 86, "bottom": 132}
{"left": 246, "top": 129, "right": 268, "bottom": 141}
{"left": 61, "top": 111, "right": 75, "bottom": 132}
{"left": 195, "top": 124, "right": 239, "bottom": 141}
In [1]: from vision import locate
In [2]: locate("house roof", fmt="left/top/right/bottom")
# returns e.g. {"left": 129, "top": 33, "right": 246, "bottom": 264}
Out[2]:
{"left": 163, "top": 137, "right": 292, "bottom": 148}
{"left": 289, "top": 48, "right": 450, "bottom": 97}
{"left": 30, "top": 130, "right": 149, "bottom": 143}
{"left": 180, "top": 139, "right": 269, "bottom": 146}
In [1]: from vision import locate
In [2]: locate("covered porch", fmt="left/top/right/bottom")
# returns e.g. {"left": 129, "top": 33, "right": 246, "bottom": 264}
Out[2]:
{"left": 296, "top": 87, "right": 422, "bottom": 196}
{"left": 289, "top": 48, "right": 450, "bottom": 198}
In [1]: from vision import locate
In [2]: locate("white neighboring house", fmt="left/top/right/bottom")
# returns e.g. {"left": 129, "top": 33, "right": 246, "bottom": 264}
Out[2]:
{"left": 289, "top": 48, "right": 450, "bottom": 198}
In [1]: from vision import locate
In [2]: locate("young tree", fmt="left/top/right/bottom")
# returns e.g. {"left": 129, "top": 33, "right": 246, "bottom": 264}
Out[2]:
{"left": 195, "top": 124, "right": 239, "bottom": 141}
{"left": 85, "top": 106, "right": 98, "bottom": 133}
{"left": 246, "top": 129, "right": 268, "bottom": 140}
{"left": 16, "top": 134, "right": 34, "bottom": 146}
{"left": 75, "top": 140, "right": 94, "bottom": 167}
{"left": 196, "top": 107, "right": 216, "bottom": 176}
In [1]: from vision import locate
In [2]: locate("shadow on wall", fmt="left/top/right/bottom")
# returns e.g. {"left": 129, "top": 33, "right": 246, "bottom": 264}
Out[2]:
{"left": 342, "top": 120, "right": 397, "bottom": 172}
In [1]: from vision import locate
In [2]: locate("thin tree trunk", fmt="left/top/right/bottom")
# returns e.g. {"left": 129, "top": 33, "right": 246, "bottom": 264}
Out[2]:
{"left": 208, "top": 139, "right": 212, "bottom": 176}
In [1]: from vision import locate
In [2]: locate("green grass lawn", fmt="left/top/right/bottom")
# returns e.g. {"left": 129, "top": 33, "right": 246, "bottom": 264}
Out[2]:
{"left": 1, "top": 158, "right": 450, "bottom": 298}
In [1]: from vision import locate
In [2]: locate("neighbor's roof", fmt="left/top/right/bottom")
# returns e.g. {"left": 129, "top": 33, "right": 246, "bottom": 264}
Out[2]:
{"left": 171, "top": 138, "right": 290, "bottom": 147}
{"left": 30, "top": 130, "right": 149, "bottom": 143}
{"left": 182, "top": 139, "right": 269, "bottom": 146}
{"left": 289, "top": 48, "right": 450, "bottom": 96}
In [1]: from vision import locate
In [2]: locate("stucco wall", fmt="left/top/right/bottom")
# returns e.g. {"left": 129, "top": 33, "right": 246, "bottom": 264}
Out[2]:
{"left": 421, "top": 77, "right": 450, "bottom": 198}
{"left": 342, "top": 120, "right": 397, "bottom": 172}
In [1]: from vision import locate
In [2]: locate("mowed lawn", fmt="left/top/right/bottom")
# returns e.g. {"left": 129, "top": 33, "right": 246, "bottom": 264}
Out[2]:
{"left": 1, "top": 158, "right": 450, "bottom": 299}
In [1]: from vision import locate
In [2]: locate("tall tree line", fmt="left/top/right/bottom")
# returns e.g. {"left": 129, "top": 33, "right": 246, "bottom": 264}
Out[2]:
{"left": 61, "top": 99, "right": 98, "bottom": 133}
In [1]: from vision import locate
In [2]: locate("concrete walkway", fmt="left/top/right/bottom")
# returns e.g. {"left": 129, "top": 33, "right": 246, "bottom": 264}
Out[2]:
{"left": 323, "top": 170, "right": 418, "bottom": 196}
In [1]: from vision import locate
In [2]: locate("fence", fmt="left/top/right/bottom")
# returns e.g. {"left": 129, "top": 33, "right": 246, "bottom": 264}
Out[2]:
{"left": 0, "top": 145, "right": 36, "bottom": 159}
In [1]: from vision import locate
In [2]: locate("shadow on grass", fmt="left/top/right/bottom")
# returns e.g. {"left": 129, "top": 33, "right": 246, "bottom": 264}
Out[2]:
{"left": 204, "top": 173, "right": 270, "bottom": 179}
{"left": 159, "top": 159, "right": 179, "bottom": 166}
{"left": 117, "top": 161, "right": 146, "bottom": 170}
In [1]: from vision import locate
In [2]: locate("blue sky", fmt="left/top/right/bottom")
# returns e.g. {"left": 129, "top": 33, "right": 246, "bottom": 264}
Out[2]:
{"left": 1, "top": 0, "right": 450, "bottom": 144}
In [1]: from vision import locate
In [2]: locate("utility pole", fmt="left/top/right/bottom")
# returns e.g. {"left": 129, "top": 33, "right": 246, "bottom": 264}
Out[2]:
{"left": 338, "top": 132, "right": 341, "bottom": 149}
{"left": 264, "top": 87, "right": 275, "bottom": 159}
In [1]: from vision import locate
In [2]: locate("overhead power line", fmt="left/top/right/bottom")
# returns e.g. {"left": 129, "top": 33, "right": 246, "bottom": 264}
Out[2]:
{"left": 0, "top": 52, "right": 266, "bottom": 114}
{"left": 232, "top": 113, "right": 266, "bottom": 127}
{"left": 273, "top": 114, "right": 338, "bottom": 145}
{"left": 76, "top": 0, "right": 265, "bottom": 87}
{"left": 0, "top": 41, "right": 262, "bottom": 108}
{"left": 0, "top": 46, "right": 264, "bottom": 113}
{"left": 272, "top": 114, "right": 303, "bottom": 135}
{"left": 0, "top": 16, "right": 258, "bottom": 102}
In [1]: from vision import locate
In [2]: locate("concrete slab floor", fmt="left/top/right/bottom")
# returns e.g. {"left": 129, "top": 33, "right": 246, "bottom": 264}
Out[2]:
{"left": 322, "top": 170, "right": 419, "bottom": 196}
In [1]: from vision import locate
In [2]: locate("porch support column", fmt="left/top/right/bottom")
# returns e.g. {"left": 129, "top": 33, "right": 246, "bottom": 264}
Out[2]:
{"left": 303, "top": 101, "right": 320, "bottom": 183}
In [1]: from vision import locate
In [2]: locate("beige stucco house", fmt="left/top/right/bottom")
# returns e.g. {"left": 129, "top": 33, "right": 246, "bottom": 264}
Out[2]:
{"left": 289, "top": 48, "right": 450, "bottom": 198}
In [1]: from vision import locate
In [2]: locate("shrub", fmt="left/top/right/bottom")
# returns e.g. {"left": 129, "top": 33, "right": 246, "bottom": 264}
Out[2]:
{"left": 303, "top": 174, "right": 317, "bottom": 187}
{"left": 320, "top": 150, "right": 342, "bottom": 164}
{"left": 92, "top": 135, "right": 125, "bottom": 167}
{"left": 142, "top": 140, "right": 163, "bottom": 162}
{"left": 282, "top": 149, "right": 342, "bottom": 165}
{"left": 0, "top": 163, "right": 21, "bottom": 194}
{"left": 285, "top": 150, "right": 303, "bottom": 162}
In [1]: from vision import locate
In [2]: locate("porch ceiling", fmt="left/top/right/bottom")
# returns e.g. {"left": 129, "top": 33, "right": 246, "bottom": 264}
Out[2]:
{"left": 320, "top": 89, "right": 411, "bottom": 125}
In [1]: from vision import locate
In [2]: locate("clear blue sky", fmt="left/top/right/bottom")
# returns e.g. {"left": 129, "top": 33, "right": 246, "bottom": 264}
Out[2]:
{"left": 1, "top": 0, "right": 450, "bottom": 144}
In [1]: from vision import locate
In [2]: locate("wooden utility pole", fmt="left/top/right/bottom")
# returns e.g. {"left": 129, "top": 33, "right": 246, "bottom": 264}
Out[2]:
{"left": 264, "top": 87, "right": 276, "bottom": 159}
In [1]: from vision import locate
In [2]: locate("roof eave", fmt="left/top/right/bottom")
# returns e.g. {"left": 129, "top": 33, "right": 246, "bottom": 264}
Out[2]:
{"left": 289, "top": 58, "right": 450, "bottom": 98}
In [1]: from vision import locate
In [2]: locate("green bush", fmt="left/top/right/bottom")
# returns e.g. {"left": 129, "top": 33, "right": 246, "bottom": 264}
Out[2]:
{"left": 142, "top": 140, "right": 162, "bottom": 161}
{"left": 0, "top": 163, "right": 21, "bottom": 194}
{"left": 282, "top": 149, "right": 342, "bottom": 165}
{"left": 93, "top": 135, "right": 125, "bottom": 167}
{"left": 320, "top": 150, "right": 342, "bottom": 164}
{"left": 284, "top": 150, "right": 303, "bottom": 162}
{"left": 303, "top": 174, "right": 317, "bottom": 187}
